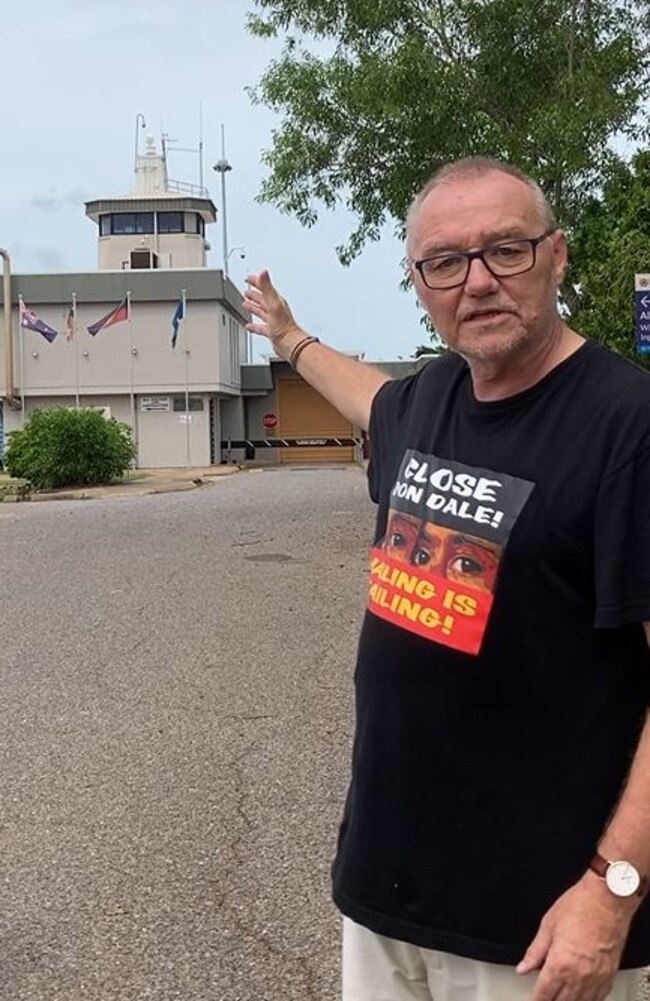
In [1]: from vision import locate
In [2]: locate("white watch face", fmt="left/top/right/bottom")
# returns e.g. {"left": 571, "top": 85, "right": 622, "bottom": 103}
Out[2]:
{"left": 605, "top": 860, "right": 641, "bottom": 897}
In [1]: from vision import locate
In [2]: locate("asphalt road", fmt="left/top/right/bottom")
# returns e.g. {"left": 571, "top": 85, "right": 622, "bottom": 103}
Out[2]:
{"left": 2, "top": 468, "right": 648, "bottom": 1001}
{"left": 0, "top": 466, "right": 375, "bottom": 1001}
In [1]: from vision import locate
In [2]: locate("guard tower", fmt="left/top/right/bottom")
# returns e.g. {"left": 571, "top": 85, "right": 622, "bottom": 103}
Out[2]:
{"left": 85, "top": 135, "right": 217, "bottom": 271}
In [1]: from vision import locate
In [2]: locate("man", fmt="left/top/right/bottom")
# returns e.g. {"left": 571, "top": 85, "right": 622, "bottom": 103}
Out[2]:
{"left": 243, "top": 158, "right": 650, "bottom": 1001}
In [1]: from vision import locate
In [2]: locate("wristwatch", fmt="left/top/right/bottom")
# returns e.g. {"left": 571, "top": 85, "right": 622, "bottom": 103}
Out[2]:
{"left": 589, "top": 852, "right": 647, "bottom": 898}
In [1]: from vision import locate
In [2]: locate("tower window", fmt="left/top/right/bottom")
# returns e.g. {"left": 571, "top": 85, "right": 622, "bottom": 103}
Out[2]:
{"left": 183, "top": 213, "right": 205, "bottom": 235}
{"left": 158, "top": 211, "right": 183, "bottom": 233}
{"left": 109, "top": 212, "right": 154, "bottom": 235}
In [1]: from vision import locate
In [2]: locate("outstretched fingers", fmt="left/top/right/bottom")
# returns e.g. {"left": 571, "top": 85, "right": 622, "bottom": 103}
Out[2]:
{"left": 243, "top": 270, "right": 298, "bottom": 344}
{"left": 243, "top": 276, "right": 269, "bottom": 333}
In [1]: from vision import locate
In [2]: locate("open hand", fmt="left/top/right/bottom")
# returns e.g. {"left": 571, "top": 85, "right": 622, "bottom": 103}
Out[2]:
{"left": 243, "top": 270, "right": 302, "bottom": 349}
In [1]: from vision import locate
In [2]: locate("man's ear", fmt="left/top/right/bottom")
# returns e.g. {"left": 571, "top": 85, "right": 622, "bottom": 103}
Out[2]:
{"left": 552, "top": 229, "right": 569, "bottom": 285}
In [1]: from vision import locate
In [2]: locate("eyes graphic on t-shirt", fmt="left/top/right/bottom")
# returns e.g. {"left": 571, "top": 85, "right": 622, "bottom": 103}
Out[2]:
{"left": 384, "top": 511, "right": 502, "bottom": 593}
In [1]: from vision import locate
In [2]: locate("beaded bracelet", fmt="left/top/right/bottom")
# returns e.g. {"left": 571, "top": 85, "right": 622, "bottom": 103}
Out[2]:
{"left": 289, "top": 335, "right": 320, "bottom": 370}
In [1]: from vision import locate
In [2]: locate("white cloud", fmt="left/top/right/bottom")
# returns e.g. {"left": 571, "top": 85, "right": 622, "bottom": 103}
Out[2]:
{"left": 30, "top": 190, "right": 88, "bottom": 213}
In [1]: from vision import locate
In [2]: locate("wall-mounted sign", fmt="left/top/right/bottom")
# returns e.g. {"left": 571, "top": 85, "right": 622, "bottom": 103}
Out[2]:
{"left": 178, "top": 414, "right": 193, "bottom": 424}
{"left": 635, "top": 275, "right": 650, "bottom": 354}
{"left": 262, "top": 412, "right": 278, "bottom": 430}
{"left": 141, "top": 397, "right": 171, "bottom": 412}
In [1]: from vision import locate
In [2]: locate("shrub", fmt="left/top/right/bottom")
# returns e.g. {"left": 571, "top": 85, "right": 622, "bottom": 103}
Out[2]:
{"left": 4, "top": 408, "right": 136, "bottom": 489}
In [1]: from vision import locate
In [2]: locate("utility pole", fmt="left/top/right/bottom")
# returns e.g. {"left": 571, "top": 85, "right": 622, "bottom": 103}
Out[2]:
{"left": 212, "top": 124, "right": 232, "bottom": 277}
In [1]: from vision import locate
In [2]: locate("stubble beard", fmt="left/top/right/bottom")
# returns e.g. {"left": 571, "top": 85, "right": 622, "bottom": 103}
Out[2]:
{"left": 452, "top": 315, "right": 537, "bottom": 367}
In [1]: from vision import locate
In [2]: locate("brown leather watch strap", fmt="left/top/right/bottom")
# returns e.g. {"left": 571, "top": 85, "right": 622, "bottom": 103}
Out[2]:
{"left": 589, "top": 852, "right": 648, "bottom": 898}
{"left": 589, "top": 853, "right": 609, "bottom": 879}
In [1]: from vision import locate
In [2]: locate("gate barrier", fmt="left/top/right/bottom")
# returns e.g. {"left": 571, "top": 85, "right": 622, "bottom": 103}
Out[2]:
{"left": 221, "top": 437, "right": 365, "bottom": 462}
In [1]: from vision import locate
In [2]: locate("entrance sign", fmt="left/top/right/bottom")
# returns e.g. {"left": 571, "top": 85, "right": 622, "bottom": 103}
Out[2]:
{"left": 635, "top": 275, "right": 650, "bottom": 354}
{"left": 141, "top": 396, "right": 171, "bottom": 412}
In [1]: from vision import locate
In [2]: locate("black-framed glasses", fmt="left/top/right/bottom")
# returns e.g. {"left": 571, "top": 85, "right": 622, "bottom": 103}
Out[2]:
{"left": 413, "top": 228, "right": 556, "bottom": 290}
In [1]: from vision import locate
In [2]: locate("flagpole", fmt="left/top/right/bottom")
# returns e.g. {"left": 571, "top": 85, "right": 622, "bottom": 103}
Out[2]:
{"left": 127, "top": 290, "right": 137, "bottom": 464}
{"left": 183, "top": 288, "right": 190, "bottom": 468}
{"left": 73, "top": 292, "right": 80, "bottom": 408}
{"left": 18, "top": 295, "right": 26, "bottom": 424}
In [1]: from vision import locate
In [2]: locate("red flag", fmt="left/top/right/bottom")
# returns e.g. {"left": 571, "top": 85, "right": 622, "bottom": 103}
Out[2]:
{"left": 87, "top": 298, "right": 129, "bottom": 336}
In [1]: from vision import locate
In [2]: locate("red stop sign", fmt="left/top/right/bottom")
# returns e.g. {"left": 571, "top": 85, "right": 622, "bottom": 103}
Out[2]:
{"left": 262, "top": 412, "right": 278, "bottom": 430}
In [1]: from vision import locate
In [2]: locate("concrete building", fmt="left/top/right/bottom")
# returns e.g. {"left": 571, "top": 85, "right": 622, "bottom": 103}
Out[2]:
{"left": 0, "top": 132, "right": 420, "bottom": 469}
{"left": 0, "top": 135, "right": 249, "bottom": 467}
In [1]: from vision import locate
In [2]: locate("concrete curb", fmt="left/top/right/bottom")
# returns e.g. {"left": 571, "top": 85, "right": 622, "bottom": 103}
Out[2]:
{"left": 5, "top": 465, "right": 242, "bottom": 504}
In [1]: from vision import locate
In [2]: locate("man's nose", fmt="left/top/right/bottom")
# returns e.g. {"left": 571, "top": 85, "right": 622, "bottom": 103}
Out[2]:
{"left": 464, "top": 256, "right": 499, "bottom": 294}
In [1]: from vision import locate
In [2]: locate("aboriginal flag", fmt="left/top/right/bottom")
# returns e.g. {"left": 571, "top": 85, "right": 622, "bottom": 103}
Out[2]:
{"left": 87, "top": 298, "right": 129, "bottom": 336}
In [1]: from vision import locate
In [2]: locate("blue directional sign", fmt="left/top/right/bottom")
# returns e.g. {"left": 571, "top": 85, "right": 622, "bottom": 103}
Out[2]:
{"left": 636, "top": 289, "right": 650, "bottom": 354}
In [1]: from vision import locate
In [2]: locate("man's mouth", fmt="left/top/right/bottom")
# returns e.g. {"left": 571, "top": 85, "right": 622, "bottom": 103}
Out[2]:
{"left": 463, "top": 308, "right": 512, "bottom": 323}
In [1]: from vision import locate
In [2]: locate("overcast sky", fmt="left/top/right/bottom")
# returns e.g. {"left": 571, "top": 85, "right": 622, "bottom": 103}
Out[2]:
{"left": 0, "top": 0, "right": 426, "bottom": 361}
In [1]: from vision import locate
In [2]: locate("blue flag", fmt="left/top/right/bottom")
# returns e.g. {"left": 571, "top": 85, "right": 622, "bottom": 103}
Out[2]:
{"left": 171, "top": 297, "right": 185, "bottom": 349}
{"left": 20, "top": 301, "right": 58, "bottom": 342}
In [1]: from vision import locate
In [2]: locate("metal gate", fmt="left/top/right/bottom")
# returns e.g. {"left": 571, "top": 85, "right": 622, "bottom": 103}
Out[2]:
{"left": 277, "top": 376, "right": 355, "bottom": 463}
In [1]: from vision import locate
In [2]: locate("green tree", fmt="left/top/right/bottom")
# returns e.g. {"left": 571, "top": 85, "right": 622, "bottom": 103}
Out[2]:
{"left": 567, "top": 151, "right": 650, "bottom": 362}
{"left": 412, "top": 342, "right": 446, "bottom": 358}
{"left": 5, "top": 408, "right": 136, "bottom": 490}
{"left": 248, "top": 0, "right": 649, "bottom": 263}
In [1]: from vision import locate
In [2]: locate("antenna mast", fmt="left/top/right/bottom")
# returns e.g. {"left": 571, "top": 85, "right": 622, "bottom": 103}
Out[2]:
{"left": 199, "top": 103, "right": 204, "bottom": 193}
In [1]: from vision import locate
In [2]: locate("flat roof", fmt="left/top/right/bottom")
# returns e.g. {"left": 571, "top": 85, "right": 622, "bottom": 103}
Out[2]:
{"left": 8, "top": 269, "right": 249, "bottom": 324}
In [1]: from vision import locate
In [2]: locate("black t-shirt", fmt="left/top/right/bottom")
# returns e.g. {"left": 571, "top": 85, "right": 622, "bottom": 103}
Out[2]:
{"left": 332, "top": 340, "right": 650, "bottom": 967}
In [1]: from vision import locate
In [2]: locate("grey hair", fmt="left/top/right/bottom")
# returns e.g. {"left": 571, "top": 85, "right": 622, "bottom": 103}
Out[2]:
{"left": 405, "top": 158, "right": 557, "bottom": 253}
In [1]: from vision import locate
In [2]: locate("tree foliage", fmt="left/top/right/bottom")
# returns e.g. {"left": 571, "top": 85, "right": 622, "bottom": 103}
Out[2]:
{"left": 248, "top": 0, "right": 649, "bottom": 262}
{"left": 5, "top": 408, "right": 136, "bottom": 490}
{"left": 412, "top": 342, "right": 446, "bottom": 357}
{"left": 567, "top": 151, "right": 650, "bottom": 363}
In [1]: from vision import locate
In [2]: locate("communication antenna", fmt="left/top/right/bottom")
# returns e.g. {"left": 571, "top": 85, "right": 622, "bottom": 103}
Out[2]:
{"left": 199, "top": 103, "right": 204, "bottom": 192}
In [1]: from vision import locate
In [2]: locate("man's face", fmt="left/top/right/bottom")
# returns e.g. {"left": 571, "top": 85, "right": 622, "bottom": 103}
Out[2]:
{"left": 407, "top": 171, "right": 568, "bottom": 364}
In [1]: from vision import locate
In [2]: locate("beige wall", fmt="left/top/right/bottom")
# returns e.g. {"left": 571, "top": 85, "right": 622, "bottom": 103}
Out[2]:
{"left": 98, "top": 232, "right": 206, "bottom": 271}
{"left": 136, "top": 394, "right": 211, "bottom": 468}
{"left": 218, "top": 313, "right": 247, "bottom": 389}
{"left": 221, "top": 395, "right": 246, "bottom": 464}
{"left": 3, "top": 394, "right": 132, "bottom": 442}
{"left": 2, "top": 392, "right": 211, "bottom": 469}
{"left": 0, "top": 269, "right": 249, "bottom": 468}
{"left": 1, "top": 301, "right": 243, "bottom": 397}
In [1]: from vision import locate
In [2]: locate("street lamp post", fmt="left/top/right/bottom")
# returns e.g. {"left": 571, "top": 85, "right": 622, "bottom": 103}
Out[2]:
{"left": 226, "top": 246, "right": 246, "bottom": 265}
{"left": 212, "top": 124, "right": 232, "bottom": 277}
{"left": 134, "top": 113, "right": 146, "bottom": 172}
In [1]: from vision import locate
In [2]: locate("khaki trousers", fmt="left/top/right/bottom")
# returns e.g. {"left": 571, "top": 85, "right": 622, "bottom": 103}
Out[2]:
{"left": 342, "top": 918, "right": 643, "bottom": 1001}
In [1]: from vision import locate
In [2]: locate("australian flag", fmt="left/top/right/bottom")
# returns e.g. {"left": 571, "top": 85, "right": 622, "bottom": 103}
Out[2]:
{"left": 19, "top": 300, "right": 58, "bottom": 342}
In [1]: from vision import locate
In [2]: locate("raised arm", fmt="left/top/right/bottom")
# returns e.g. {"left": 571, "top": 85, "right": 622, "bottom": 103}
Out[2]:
{"left": 243, "top": 271, "right": 391, "bottom": 432}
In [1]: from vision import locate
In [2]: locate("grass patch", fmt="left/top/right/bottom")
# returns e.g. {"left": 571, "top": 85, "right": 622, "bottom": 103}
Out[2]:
{"left": 0, "top": 468, "right": 148, "bottom": 498}
{"left": 119, "top": 470, "right": 149, "bottom": 483}
{"left": 0, "top": 474, "right": 33, "bottom": 501}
